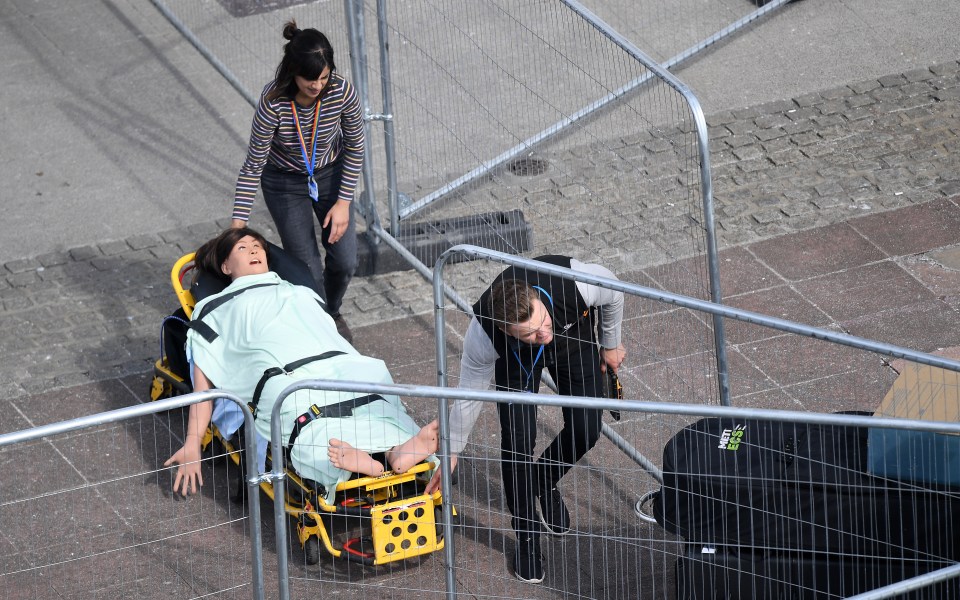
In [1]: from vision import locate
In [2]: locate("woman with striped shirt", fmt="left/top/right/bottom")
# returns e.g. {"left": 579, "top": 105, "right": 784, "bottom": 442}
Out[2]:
{"left": 231, "top": 20, "right": 364, "bottom": 340}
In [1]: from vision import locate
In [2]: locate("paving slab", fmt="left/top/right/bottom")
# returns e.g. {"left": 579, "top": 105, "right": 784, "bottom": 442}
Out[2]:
{"left": 722, "top": 285, "right": 829, "bottom": 345}
{"left": 745, "top": 221, "right": 887, "bottom": 280}
{"left": 842, "top": 300, "right": 960, "bottom": 352}
{"left": 849, "top": 196, "right": 960, "bottom": 255}
{"left": 793, "top": 261, "right": 938, "bottom": 322}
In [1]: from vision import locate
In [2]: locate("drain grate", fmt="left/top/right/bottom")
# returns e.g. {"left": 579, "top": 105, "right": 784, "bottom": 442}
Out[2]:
{"left": 508, "top": 157, "right": 549, "bottom": 176}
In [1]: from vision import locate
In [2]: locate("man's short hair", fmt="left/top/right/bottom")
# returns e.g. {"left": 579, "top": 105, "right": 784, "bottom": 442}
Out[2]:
{"left": 489, "top": 278, "right": 538, "bottom": 327}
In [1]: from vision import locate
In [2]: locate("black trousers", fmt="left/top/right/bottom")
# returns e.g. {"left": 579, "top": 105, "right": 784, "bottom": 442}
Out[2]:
{"left": 261, "top": 161, "right": 358, "bottom": 316}
{"left": 496, "top": 349, "right": 605, "bottom": 536}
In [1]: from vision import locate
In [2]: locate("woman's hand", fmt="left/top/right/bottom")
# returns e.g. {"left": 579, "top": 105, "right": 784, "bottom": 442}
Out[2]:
{"left": 230, "top": 218, "right": 247, "bottom": 229}
{"left": 424, "top": 454, "right": 457, "bottom": 495}
{"left": 323, "top": 199, "right": 352, "bottom": 244}
{"left": 164, "top": 439, "right": 204, "bottom": 496}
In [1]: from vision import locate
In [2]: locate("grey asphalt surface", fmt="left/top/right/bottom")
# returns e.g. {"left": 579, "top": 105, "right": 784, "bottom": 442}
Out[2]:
{"left": 2, "top": 1, "right": 960, "bottom": 599}
{"left": 2, "top": 0, "right": 959, "bottom": 264}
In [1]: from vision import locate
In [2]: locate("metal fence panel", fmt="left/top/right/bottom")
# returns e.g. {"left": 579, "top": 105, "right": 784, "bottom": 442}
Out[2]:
{"left": 151, "top": 0, "right": 728, "bottom": 271}
{"left": 275, "top": 377, "right": 960, "bottom": 600}
{"left": 147, "top": 0, "right": 787, "bottom": 410}
{"left": 357, "top": 0, "right": 717, "bottom": 261}
{"left": 5, "top": 383, "right": 955, "bottom": 599}
{"left": 0, "top": 393, "right": 265, "bottom": 600}
{"left": 428, "top": 247, "right": 960, "bottom": 599}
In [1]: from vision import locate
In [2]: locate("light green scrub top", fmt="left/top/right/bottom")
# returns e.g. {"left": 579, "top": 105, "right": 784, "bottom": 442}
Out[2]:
{"left": 187, "top": 272, "right": 422, "bottom": 499}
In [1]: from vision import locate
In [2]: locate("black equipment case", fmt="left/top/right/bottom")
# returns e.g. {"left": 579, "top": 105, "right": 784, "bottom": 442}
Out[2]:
{"left": 652, "top": 415, "right": 960, "bottom": 599}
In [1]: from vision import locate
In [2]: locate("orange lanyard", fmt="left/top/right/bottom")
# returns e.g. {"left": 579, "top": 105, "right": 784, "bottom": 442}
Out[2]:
{"left": 291, "top": 100, "right": 322, "bottom": 200}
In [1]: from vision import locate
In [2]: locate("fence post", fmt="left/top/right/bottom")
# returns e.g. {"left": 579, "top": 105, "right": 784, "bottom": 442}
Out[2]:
{"left": 343, "top": 0, "right": 382, "bottom": 232}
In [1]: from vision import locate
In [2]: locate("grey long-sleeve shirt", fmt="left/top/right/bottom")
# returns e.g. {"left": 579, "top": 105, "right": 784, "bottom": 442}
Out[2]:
{"left": 448, "top": 259, "right": 624, "bottom": 453}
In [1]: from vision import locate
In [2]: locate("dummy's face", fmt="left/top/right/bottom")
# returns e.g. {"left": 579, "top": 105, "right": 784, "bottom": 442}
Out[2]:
{"left": 221, "top": 235, "right": 269, "bottom": 280}
{"left": 502, "top": 298, "right": 553, "bottom": 345}
{"left": 294, "top": 67, "right": 331, "bottom": 102}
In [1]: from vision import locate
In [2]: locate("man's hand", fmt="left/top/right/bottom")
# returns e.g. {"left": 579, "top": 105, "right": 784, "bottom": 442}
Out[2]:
{"left": 425, "top": 454, "right": 457, "bottom": 495}
{"left": 601, "top": 344, "right": 626, "bottom": 374}
{"left": 323, "top": 199, "right": 352, "bottom": 244}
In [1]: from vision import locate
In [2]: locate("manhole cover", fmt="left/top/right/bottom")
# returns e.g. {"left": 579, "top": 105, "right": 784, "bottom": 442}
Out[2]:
{"left": 508, "top": 157, "right": 549, "bottom": 177}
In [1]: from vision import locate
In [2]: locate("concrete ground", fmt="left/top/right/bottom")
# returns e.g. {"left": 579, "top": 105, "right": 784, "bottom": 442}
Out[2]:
{"left": 1, "top": 0, "right": 959, "bottom": 598}
{"left": 2, "top": 0, "right": 960, "bottom": 264}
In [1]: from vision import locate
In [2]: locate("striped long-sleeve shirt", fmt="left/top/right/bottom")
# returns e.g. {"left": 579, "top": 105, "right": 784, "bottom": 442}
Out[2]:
{"left": 232, "top": 74, "right": 365, "bottom": 221}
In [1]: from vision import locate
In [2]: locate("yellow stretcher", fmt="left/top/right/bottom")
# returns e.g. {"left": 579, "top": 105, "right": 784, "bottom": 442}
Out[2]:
{"left": 151, "top": 253, "right": 451, "bottom": 566}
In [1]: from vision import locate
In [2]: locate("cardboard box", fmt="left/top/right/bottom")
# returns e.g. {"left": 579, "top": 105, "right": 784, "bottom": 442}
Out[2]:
{"left": 867, "top": 364, "right": 960, "bottom": 487}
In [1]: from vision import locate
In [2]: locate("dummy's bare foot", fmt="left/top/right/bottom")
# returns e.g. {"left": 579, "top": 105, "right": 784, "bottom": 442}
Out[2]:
{"left": 385, "top": 419, "right": 440, "bottom": 474}
{"left": 328, "top": 439, "right": 385, "bottom": 477}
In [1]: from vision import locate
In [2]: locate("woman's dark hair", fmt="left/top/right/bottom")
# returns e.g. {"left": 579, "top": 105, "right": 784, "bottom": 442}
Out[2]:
{"left": 194, "top": 227, "right": 269, "bottom": 286}
{"left": 267, "top": 19, "right": 336, "bottom": 102}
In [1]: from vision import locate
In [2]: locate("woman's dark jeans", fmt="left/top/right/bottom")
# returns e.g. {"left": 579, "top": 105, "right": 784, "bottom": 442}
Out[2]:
{"left": 261, "top": 162, "right": 358, "bottom": 316}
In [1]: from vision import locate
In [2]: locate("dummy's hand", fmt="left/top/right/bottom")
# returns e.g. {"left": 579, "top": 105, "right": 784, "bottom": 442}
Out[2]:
{"left": 323, "top": 199, "right": 352, "bottom": 244}
{"left": 230, "top": 218, "right": 247, "bottom": 230}
{"left": 601, "top": 344, "right": 627, "bottom": 374}
{"left": 424, "top": 454, "right": 457, "bottom": 495}
{"left": 164, "top": 442, "right": 204, "bottom": 496}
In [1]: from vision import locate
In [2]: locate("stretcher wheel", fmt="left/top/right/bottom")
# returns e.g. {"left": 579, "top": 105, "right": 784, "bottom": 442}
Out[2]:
{"left": 303, "top": 536, "right": 321, "bottom": 566}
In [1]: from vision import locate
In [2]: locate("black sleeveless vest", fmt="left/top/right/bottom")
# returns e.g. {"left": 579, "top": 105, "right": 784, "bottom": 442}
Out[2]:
{"left": 472, "top": 255, "right": 595, "bottom": 392}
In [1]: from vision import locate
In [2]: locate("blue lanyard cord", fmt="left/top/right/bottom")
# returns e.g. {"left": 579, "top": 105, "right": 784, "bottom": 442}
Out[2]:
{"left": 291, "top": 101, "right": 322, "bottom": 200}
{"left": 512, "top": 344, "right": 544, "bottom": 392}
{"left": 532, "top": 285, "right": 553, "bottom": 308}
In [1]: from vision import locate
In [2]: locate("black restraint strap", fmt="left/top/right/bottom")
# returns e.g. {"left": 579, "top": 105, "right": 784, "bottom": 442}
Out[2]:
{"left": 287, "top": 394, "right": 386, "bottom": 451}
{"left": 186, "top": 320, "right": 220, "bottom": 344}
{"left": 196, "top": 283, "right": 278, "bottom": 321}
{"left": 249, "top": 350, "right": 347, "bottom": 416}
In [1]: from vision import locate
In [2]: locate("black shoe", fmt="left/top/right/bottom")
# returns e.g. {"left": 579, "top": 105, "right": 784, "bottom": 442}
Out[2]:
{"left": 332, "top": 314, "right": 354, "bottom": 344}
{"left": 538, "top": 487, "right": 571, "bottom": 535}
{"left": 512, "top": 536, "right": 544, "bottom": 583}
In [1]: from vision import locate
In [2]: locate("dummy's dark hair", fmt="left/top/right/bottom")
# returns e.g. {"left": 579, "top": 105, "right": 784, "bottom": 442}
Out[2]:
{"left": 194, "top": 227, "right": 269, "bottom": 286}
{"left": 489, "top": 279, "right": 538, "bottom": 327}
{"left": 267, "top": 19, "right": 336, "bottom": 102}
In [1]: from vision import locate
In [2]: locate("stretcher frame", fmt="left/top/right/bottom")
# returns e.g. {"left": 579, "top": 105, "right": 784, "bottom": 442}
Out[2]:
{"left": 150, "top": 252, "right": 451, "bottom": 566}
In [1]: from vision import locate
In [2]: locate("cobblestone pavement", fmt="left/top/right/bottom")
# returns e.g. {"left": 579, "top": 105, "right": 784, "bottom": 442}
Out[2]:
{"left": 1, "top": 61, "right": 958, "bottom": 400}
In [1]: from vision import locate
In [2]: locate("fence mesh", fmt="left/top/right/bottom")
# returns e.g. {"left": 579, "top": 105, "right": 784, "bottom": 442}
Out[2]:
{"left": 433, "top": 255, "right": 960, "bottom": 599}
{"left": 152, "top": 0, "right": 733, "bottom": 404}
{"left": 0, "top": 408, "right": 254, "bottom": 599}
{"left": 2, "top": 332, "right": 957, "bottom": 599}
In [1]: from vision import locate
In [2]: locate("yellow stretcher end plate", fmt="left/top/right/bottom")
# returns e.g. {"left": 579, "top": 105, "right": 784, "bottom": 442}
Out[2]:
{"left": 371, "top": 494, "right": 440, "bottom": 563}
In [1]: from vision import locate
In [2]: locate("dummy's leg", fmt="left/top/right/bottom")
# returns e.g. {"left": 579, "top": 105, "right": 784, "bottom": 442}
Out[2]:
{"left": 385, "top": 419, "right": 440, "bottom": 474}
{"left": 328, "top": 440, "right": 385, "bottom": 477}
